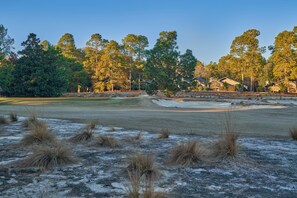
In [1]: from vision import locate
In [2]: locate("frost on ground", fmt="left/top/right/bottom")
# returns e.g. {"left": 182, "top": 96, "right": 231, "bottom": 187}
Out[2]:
{"left": 0, "top": 117, "right": 297, "bottom": 197}
{"left": 152, "top": 99, "right": 295, "bottom": 110}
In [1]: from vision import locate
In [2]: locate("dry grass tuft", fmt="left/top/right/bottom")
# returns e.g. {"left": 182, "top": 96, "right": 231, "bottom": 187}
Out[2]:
{"left": 127, "top": 157, "right": 164, "bottom": 198}
{"left": 9, "top": 112, "right": 18, "bottom": 122}
{"left": 133, "top": 133, "right": 142, "bottom": 141}
{"left": 22, "top": 115, "right": 40, "bottom": 128}
{"left": 213, "top": 132, "right": 238, "bottom": 158}
{"left": 0, "top": 116, "right": 8, "bottom": 124}
{"left": 69, "top": 123, "right": 95, "bottom": 143}
{"left": 289, "top": 127, "right": 297, "bottom": 140}
{"left": 169, "top": 141, "right": 201, "bottom": 166}
{"left": 127, "top": 154, "right": 159, "bottom": 181}
{"left": 92, "top": 136, "right": 120, "bottom": 148}
{"left": 158, "top": 129, "right": 169, "bottom": 139}
{"left": 20, "top": 121, "right": 56, "bottom": 146}
{"left": 15, "top": 144, "right": 76, "bottom": 169}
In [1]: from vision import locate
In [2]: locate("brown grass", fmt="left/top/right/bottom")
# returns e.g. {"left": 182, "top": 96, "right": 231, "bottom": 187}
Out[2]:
{"left": 0, "top": 116, "right": 8, "bottom": 124}
{"left": 127, "top": 154, "right": 159, "bottom": 181}
{"left": 212, "top": 132, "right": 238, "bottom": 158}
{"left": 15, "top": 143, "right": 76, "bottom": 169}
{"left": 69, "top": 122, "right": 96, "bottom": 143}
{"left": 289, "top": 127, "right": 297, "bottom": 140}
{"left": 158, "top": 129, "right": 169, "bottom": 139}
{"left": 9, "top": 112, "right": 18, "bottom": 122}
{"left": 169, "top": 141, "right": 202, "bottom": 166}
{"left": 127, "top": 169, "right": 165, "bottom": 198}
{"left": 20, "top": 121, "right": 56, "bottom": 146}
{"left": 22, "top": 115, "right": 40, "bottom": 127}
{"left": 92, "top": 136, "right": 120, "bottom": 148}
{"left": 133, "top": 133, "right": 142, "bottom": 141}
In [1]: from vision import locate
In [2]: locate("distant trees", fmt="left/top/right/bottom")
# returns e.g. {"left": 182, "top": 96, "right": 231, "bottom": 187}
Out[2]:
{"left": 1, "top": 22, "right": 297, "bottom": 96}
{"left": 13, "top": 33, "right": 67, "bottom": 96}
{"left": 0, "top": 25, "right": 15, "bottom": 95}
{"left": 270, "top": 27, "right": 297, "bottom": 89}
{"left": 145, "top": 31, "right": 196, "bottom": 95}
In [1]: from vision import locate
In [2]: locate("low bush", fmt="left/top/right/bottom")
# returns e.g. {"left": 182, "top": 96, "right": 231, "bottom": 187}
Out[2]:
{"left": 9, "top": 112, "right": 18, "bottom": 122}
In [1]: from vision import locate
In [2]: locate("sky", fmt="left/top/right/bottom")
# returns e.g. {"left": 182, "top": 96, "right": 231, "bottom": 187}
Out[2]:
{"left": 1, "top": 0, "right": 297, "bottom": 63}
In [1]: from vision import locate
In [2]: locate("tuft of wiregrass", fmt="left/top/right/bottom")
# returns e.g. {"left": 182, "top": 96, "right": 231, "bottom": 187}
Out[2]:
{"left": 92, "top": 136, "right": 120, "bottom": 148}
{"left": 127, "top": 155, "right": 164, "bottom": 198}
{"left": 158, "top": 129, "right": 169, "bottom": 139}
{"left": 289, "top": 127, "right": 297, "bottom": 140}
{"left": 15, "top": 143, "right": 77, "bottom": 169}
{"left": 127, "top": 154, "right": 159, "bottom": 182}
{"left": 20, "top": 121, "right": 57, "bottom": 146}
{"left": 212, "top": 131, "right": 238, "bottom": 159}
{"left": 22, "top": 115, "right": 40, "bottom": 128}
{"left": 69, "top": 122, "right": 96, "bottom": 143}
{"left": 0, "top": 116, "right": 8, "bottom": 124}
{"left": 133, "top": 133, "right": 142, "bottom": 141}
{"left": 9, "top": 112, "right": 18, "bottom": 122}
{"left": 168, "top": 141, "right": 202, "bottom": 166}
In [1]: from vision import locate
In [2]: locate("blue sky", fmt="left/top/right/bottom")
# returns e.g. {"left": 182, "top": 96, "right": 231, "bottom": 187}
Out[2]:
{"left": 1, "top": 0, "right": 297, "bottom": 63}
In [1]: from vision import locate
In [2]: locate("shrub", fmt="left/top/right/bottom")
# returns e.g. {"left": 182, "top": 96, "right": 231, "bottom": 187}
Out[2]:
{"left": 92, "top": 136, "right": 120, "bottom": 148}
{"left": 158, "top": 129, "right": 169, "bottom": 139}
{"left": 69, "top": 123, "right": 95, "bottom": 143}
{"left": 133, "top": 133, "right": 142, "bottom": 141}
{"left": 169, "top": 141, "right": 201, "bottom": 166}
{"left": 289, "top": 127, "right": 297, "bottom": 140}
{"left": 0, "top": 116, "right": 8, "bottom": 124}
{"left": 9, "top": 112, "right": 18, "bottom": 122}
{"left": 20, "top": 121, "right": 56, "bottom": 146}
{"left": 15, "top": 144, "right": 76, "bottom": 169}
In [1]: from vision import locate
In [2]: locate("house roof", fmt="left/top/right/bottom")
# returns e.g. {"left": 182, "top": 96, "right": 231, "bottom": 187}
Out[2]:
{"left": 219, "top": 77, "right": 240, "bottom": 86}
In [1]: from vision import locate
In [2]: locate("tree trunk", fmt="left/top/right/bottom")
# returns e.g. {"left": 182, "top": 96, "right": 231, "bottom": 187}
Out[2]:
{"left": 250, "top": 75, "right": 253, "bottom": 92}
{"left": 129, "top": 70, "right": 132, "bottom": 91}
{"left": 138, "top": 73, "right": 141, "bottom": 90}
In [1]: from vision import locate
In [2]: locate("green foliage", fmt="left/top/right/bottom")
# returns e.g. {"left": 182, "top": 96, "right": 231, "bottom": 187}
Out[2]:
{"left": 122, "top": 34, "right": 148, "bottom": 90}
{"left": 145, "top": 31, "right": 196, "bottom": 94}
{"left": 12, "top": 33, "right": 67, "bottom": 97}
{"left": 0, "top": 24, "right": 14, "bottom": 56}
{"left": 270, "top": 27, "right": 297, "bottom": 85}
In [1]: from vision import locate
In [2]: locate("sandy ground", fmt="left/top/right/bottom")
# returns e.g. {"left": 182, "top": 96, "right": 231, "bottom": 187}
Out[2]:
{"left": 0, "top": 96, "right": 297, "bottom": 137}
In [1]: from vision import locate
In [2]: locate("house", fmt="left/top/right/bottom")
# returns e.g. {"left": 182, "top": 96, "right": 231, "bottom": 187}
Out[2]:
{"left": 193, "top": 77, "right": 207, "bottom": 90}
{"left": 264, "top": 81, "right": 297, "bottom": 93}
{"left": 288, "top": 81, "right": 297, "bottom": 93}
{"left": 209, "top": 77, "right": 241, "bottom": 91}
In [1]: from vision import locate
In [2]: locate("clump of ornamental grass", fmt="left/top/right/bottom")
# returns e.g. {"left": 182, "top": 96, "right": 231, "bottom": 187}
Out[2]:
{"left": 69, "top": 122, "right": 96, "bottom": 143}
{"left": 289, "top": 127, "right": 297, "bottom": 140}
{"left": 20, "top": 121, "right": 56, "bottom": 146}
{"left": 158, "top": 129, "right": 169, "bottom": 139}
{"left": 92, "top": 136, "right": 120, "bottom": 148}
{"left": 168, "top": 141, "right": 202, "bottom": 166}
{"left": 14, "top": 143, "right": 77, "bottom": 169}
{"left": 9, "top": 112, "right": 18, "bottom": 122}
{"left": 212, "top": 131, "right": 238, "bottom": 159}
{"left": 0, "top": 116, "right": 8, "bottom": 124}
{"left": 133, "top": 133, "right": 142, "bottom": 141}
{"left": 211, "top": 111, "right": 239, "bottom": 159}
{"left": 127, "top": 155, "right": 164, "bottom": 198}
{"left": 22, "top": 115, "right": 40, "bottom": 128}
{"left": 127, "top": 168, "right": 165, "bottom": 198}
{"left": 127, "top": 154, "right": 159, "bottom": 182}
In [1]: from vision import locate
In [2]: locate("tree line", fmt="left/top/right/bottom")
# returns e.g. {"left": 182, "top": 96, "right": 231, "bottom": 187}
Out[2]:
{"left": 0, "top": 24, "right": 296, "bottom": 97}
